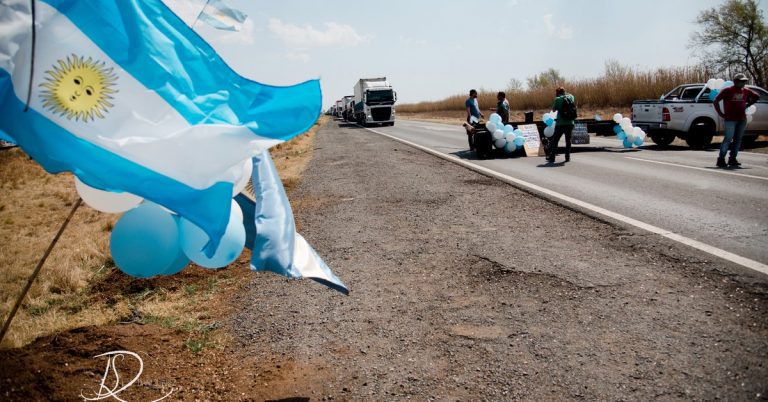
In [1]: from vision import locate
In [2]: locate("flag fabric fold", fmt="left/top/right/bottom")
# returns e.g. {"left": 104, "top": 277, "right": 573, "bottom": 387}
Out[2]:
{"left": 236, "top": 151, "right": 348, "bottom": 295}
{"left": 0, "top": 0, "right": 321, "bottom": 254}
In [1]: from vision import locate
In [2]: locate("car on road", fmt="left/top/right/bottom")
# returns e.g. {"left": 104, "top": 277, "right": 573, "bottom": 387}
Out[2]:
{"left": 632, "top": 83, "right": 768, "bottom": 148}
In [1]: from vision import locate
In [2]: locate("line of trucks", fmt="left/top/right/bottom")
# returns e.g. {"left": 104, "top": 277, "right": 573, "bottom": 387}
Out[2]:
{"left": 327, "top": 77, "right": 397, "bottom": 126}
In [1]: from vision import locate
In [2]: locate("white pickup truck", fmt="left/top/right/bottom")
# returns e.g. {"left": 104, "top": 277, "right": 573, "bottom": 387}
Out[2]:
{"left": 632, "top": 83, "right": 768, "bottom": 148}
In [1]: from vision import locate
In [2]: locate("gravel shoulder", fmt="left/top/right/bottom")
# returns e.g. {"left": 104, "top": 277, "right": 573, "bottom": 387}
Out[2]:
{"left": 230, "top": 121, "right": 768, "bottom": 400}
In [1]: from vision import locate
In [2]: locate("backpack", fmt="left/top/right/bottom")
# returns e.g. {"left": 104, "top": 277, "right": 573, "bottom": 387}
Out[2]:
{"left": 560, "top": 95, "right": 577, "bottom": 120}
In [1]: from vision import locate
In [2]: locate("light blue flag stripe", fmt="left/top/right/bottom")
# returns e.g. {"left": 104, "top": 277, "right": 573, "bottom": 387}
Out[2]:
{"left": 0, "top": 129, "right": 15, "bottom": 145}
{"left": 0, "top": 69, "right": 232, "bottom": 245}
{"left": 42, "top": 0, "right": 321, "bottom": 141}
{"left": 246, "top": 151, "right": 348, "bottom": 295}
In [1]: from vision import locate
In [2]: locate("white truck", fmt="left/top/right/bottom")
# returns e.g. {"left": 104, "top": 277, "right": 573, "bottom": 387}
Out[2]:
{"left": 341, "top": 95, "right": 354, "bottom": 122}
{"left": 334, "top": 99, "right": 343, "bottom": 118}
{"left": 632, "top": 83, "right": 768, "bottom": 148}
{"left": 353, "top": 77, "right": 397, "bottom": 126}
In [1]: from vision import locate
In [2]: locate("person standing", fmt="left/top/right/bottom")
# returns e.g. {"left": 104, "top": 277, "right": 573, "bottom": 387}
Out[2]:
{"left": 465, "top": 89, "right": 483, "bottom": 123}
{"left": 496, "top": 91, "right": 510, "bottom": 125}
{"left": 713, "top": 73, "right": 759, "bottom": 168}
{"left": 548, "top": 87, "right": 577, "bottom": 163}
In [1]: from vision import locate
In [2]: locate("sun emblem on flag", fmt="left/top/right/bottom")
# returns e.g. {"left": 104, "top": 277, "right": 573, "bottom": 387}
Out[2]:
{"left": 40, "top": 54, "right": 118, "bottom": 122}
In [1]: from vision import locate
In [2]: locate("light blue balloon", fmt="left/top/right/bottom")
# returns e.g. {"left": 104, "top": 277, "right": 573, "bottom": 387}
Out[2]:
{"left": 613, "top": 125, "right": 623, "bottom": 135}
{"left": 634, "top": 136, "right": 644, "bottom": 146}
{"left": 709, "top": 89, "right": 719, "bottom": 100}
{"left": 544, "top": 117, "right": 555, "bottom": 126}
{"left": 623, "top": 138, "right": 633, "bottom": 148}
{"left": 723, "top": 80, "right": 734, "bottom": 88}
{"left": 490, "top": 113, "right": 502, "bottom": 124}
{"left": 162, "top": 247, "right": 191, "bottom": 275}
{"left": 617, "top": 130, "right": 627, "bottom": 141}
{"left": 504, "top": 141, "right": 516, "bottom": 153}
{"left": 513, "top": 129, "right": 523, "bottom": 137}
{"left": 110, "top": 203, "right": 187, "bottom": 278}
{"left": 180, "top": 202, "right": 245, "bottom": 269}
{"left": 503, "top": 124, "right": 514, "bottom": 134}
{"left": 514, "top": 136, "right": 525, "bottom": 147}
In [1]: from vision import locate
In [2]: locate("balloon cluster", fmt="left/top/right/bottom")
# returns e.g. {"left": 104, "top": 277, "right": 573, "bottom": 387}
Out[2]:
{"left": 611, "top": 113, "right": 646, "bottom": 148}
{"left": 485, "top": 113, "right": 525, "bottom": 153}
{"left": 746, "top": 104, "right": 757, "bottom": 124}
{"left": 542, "top": 111, "right": 557, "bottom": 138}
{"left": 706, "top": 78, "right": 734, "bottom": 100}
{"left": 75, "top": 159, "right": 252, "bottom": 278}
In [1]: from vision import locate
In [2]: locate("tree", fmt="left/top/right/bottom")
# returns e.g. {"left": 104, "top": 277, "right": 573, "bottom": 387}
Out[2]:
{"left": 690, "top": 0, "right": 768, "bottom": 87}
{"left": 526, "top": 68, "right": 565, "bottom": 89}
{"left": 506, "top": 78, "right": 524, "bottom": 92}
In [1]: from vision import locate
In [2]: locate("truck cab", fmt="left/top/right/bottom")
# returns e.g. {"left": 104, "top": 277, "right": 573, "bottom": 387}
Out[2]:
{"left": 354, "top": 78, "right": 397, "bottom": 126}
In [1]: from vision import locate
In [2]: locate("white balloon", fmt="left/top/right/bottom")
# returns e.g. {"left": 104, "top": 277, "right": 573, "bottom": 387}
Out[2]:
{"left": 621, "top": 117, "right": 632, "bottom": 126}
{"left": 232, "top": 158, "right": 253, "bottom": 196}
{"left": 551, "top": 111, "right": 558, "bottom": 119}
{"left": 746, "top": 105, "right": 757, "bottom": 115}
{"left": 613, "top": 113, "right": 623, "bottom": 123}
{"left": 504, "top": 132, "right": 515, "bottom": 140}
{"left": 714, "top": 78, "right": 725, "bottom": 89}
{"left": 706, "top": 78, "right": 717, "bottom": 89}
{"left": 493, "top": 129, "right": 504, "bottom": 140}
{"left": 632, "top": 126, "right": 643, "bottom": 136}
{"left": 494, "top": 138, "right": 507, "bottom": 149}
{"left": 486, "top": 122, "right": 498, "bottom": 133}
{"left": 544, "top": 125, "right": 555, "bottom": 138}
{"left": 747, "top": 114, "right": 754, "bottom": 124}
{"left": 74, "top": 177, "right": 143, "bottom": 213}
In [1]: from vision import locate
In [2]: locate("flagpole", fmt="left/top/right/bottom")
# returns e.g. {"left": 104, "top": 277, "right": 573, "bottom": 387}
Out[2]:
{"left": 0, "top": 198, "right": 82, "bottom": 345}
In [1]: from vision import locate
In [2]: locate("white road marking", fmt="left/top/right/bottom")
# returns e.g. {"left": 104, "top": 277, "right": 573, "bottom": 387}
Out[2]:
{"left": 417, "top": 125, "right": 460, "bottom": 132}
{"left": 626, "top": 156, "right": 768, "bottom": 181}
{"left": 364, "top": 126, "right": 768, "bottom": 277}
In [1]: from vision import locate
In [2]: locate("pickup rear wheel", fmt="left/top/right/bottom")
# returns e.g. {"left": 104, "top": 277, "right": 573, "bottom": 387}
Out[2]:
{"left": 650, "top": 132, "right": 675, "bottom": 147}
{"left": 685, "top": 120, "right": 715, "bottom": 149}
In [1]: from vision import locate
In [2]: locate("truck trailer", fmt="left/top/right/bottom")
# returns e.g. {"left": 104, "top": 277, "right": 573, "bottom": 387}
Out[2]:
{"left": 353, "top": 77, "right": 397, "bottom": 126}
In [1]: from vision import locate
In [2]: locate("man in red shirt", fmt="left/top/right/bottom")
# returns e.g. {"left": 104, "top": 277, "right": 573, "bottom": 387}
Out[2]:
{"left": 713, "top": 73, "right": 759, "bottom": 167}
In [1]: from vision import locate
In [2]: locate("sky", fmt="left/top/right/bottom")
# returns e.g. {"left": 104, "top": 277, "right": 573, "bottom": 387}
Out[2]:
{"left": 182, "top": 0, "right": 728, "bottom": 110}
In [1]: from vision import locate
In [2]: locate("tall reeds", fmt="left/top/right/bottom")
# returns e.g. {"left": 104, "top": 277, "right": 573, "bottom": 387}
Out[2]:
{"left": 398, "top": 64, "right": 711, "bottom": 113}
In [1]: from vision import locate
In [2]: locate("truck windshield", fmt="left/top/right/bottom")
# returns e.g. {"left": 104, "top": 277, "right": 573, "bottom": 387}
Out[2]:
{"left": 367, "top": 90, "right": 394, "bottom": 104}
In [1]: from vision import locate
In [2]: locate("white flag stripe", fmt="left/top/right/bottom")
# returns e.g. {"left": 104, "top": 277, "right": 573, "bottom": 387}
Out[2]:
{"left": 2, "top": 1, "right": 274, "bottom": 189}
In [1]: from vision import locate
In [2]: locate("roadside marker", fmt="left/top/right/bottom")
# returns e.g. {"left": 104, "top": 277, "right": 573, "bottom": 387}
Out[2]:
{"left": 626, "top": 156, "right": 768, "bottom": 181}
{"left": 364, "top": 126, "right": 768, "bottom": 277}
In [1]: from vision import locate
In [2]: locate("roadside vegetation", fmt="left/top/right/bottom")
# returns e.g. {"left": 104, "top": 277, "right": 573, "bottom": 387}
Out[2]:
{"left": 0, "top": 116, "right": 326, "bottom": 349}
{"left": 398, "top": 62, "right": 711, "bottom": 115}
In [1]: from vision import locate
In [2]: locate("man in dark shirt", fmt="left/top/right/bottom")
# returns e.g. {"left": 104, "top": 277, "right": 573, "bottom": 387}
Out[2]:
{"left": 496, "top": 92, "right": 510, "bottom": 124}
{"left": 713, "top": 73, "right": 759, "bottom": 167}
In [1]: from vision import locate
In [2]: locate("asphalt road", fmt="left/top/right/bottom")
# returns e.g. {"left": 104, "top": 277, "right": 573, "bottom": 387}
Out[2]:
{"left": 352, "top": 119, "right": 768, "bottom": 267}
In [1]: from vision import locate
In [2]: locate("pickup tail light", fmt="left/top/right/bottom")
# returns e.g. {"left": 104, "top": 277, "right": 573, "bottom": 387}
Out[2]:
{"left": 662, "top": 107, "right": 671, "bottom": 122}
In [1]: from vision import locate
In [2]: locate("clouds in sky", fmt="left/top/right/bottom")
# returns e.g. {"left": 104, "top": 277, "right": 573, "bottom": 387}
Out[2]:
{"left": 543, "top": 14, "right": 573, "bottom": 40}
{"left": 268, "top": 18, "right": 367, "bottom": 48}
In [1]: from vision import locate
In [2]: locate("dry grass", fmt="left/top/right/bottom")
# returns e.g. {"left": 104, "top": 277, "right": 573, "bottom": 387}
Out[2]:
{"left": 0, "top": 117, "right": 326, "bottom": 349}
{"left": 398, "top": 65, "right": 711, "bottom": 114}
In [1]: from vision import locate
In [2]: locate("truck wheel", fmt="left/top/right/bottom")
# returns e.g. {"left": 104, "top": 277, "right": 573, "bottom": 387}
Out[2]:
{"left": 686, "top": 120, "right": 715, "bottom": 149}
{"left": 650, "top": 132, "right": 675, "bottom": 147}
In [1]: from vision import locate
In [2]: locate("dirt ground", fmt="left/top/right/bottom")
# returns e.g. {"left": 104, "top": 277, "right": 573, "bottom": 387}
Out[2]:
{"left": 1, "top": 120, "right": 767, "bottom": 400}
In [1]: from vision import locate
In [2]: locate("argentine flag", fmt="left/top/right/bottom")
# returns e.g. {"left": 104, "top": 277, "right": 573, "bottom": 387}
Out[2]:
{"left": 237, "top": 151, "right": 348, "bottom": 295}
{"left": 0, "top": 0, "right": 322, "bottom": 253}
